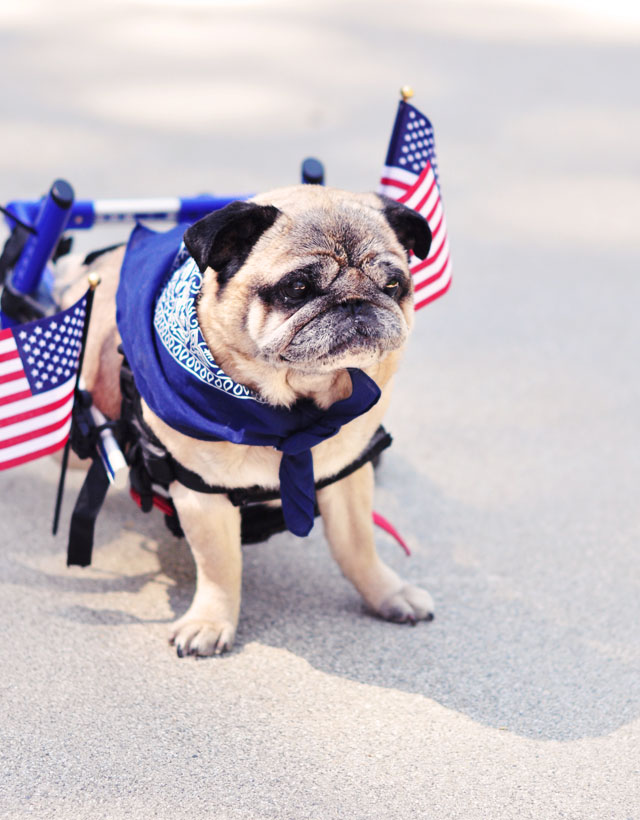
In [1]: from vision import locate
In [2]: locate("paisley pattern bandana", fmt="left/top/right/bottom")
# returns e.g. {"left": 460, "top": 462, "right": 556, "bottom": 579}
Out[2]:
{"left": 116, "top": 223, "right": 381, "bottom": 536}
{"left": 153, "top": 244, "right": 259, "bottom": 402}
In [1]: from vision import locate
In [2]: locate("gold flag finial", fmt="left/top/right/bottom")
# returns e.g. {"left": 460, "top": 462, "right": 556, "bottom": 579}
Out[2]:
{"left": 87, "top": 273, "right": 101, "bottom": 291}
{"left": 400, "top": 85, "right": 414, "bottom": 102}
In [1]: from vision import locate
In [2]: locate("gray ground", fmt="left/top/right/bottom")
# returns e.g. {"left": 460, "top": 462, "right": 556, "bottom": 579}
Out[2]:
{"left": 1, "top": 1, "right": 639, "bottom": 818}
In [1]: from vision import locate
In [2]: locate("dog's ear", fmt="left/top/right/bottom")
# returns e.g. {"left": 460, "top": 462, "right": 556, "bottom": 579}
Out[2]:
{"left": 378, "top": 195, "right": 432, "bottom": 261}
{"left": 184, "top": 201, "right": 281, "bottom": 284}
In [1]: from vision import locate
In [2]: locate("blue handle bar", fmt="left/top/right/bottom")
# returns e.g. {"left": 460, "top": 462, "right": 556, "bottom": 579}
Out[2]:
{"left": 1, "top": 190, "right": 250, "bottom": 328}
{"left": 3, "top": 193, "right": 250, "bottom": 232}
{"left": 11, "top": 180, "right": 74, "bottom": 295}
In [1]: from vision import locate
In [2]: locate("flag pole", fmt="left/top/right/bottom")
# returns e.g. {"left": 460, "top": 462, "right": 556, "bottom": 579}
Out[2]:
{"left": 52, "top": 273, "right": 100, "bottom": 535}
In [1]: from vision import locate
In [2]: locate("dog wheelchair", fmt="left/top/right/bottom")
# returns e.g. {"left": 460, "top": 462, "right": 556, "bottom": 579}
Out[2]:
{"left": 0, "top": 160, "right": 408, "bottom": 565}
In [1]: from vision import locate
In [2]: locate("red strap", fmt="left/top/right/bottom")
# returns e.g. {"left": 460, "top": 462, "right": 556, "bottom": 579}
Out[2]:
{"left": 130, "top": 488, "right": 411, "bottom": 556}
{"left": 373, "top": 511, "right": 411, "bottom": 556}
{"left": 129, "top": 488, "right": 175, "bottom": 517}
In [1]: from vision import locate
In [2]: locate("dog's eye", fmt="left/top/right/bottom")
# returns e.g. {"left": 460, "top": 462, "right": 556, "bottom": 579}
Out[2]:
{"left": 384, "top": 278, "right": 400, "bottom": 297}
{"left": 281, "top": 279, "right": 309, "bottom": 301}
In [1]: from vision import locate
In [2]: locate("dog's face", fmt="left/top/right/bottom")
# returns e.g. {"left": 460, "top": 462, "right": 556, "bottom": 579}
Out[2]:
{"left": 184, "top": 186, "right": 431, "bottom": 379}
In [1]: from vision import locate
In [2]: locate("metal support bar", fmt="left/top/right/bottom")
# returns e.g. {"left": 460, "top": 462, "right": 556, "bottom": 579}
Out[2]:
{"left": 3, "top": 194, "right": 250, "bottom": 232}
{"left": 1, "top": 180, "right": 74, "bottom": 328}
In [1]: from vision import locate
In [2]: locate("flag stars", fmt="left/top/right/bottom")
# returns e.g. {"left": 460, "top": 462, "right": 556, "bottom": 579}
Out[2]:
{"left": 19, "top": 331, "right": 27, "bottom": 339}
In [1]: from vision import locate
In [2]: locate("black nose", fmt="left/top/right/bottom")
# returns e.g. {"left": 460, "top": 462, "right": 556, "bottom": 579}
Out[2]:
{"left": 337, "top": 301, "right": 378, "bottom": 337}
{"left": 339, "top": 300, "right": 367, "bottom": 317}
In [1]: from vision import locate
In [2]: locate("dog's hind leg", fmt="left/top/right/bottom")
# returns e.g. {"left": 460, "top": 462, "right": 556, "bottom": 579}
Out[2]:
{"left": 317, "top": 462, "right": 435, "bottom": 624}
{"left": 168, "top": 485, "right": 242, "bottom": 657}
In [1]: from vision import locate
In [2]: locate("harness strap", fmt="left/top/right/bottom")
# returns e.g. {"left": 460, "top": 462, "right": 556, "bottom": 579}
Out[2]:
{"left": 66, "top": 389, "right": 122, "bottom": 567}
{"left": 67, "top": 458, "right": 111, "bottom": 567}
{"left": 66, "top": 355, "right": 393, "bottom": 566}
{"left": 121, "top": 354, "right": 392, "bottom": 508}
{"left": 120, "top": 358, "right": 230, "bottom": 496}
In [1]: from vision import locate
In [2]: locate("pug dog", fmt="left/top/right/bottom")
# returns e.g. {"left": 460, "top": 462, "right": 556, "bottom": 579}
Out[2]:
{"left": 65, "top": 185, "right": 435, "bottom": 657}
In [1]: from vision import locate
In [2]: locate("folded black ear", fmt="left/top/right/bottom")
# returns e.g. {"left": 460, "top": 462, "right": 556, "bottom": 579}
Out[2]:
{"left": 378, "top": 195, "right": 432, "bottom": 261}
{"left": 183, "top": 201, "right": 281, "bottom": 285}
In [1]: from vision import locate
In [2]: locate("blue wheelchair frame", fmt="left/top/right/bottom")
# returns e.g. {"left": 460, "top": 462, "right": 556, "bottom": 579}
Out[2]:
{"left": 0, "top": 157, "right": 324, "bottom": 327}
{"left": 1, "top": 186, "right": 243, "bottom": 328}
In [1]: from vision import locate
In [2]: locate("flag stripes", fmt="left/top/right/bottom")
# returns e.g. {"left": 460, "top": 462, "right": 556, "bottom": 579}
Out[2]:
{"left": 0, "top": 294, "right": 86, "bottom": 471}
{"left": 379, "top": 100, "right": 451, "bottom": 311}
{"left": 380, "top": 162, "right": 451, "bottom": 306}
{"left": 0, "top": 330, "right": 75, "bottom": 468}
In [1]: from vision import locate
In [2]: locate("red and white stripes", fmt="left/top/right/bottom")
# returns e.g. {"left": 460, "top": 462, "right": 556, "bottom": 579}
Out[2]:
{"left": 380, "top": 162, "right": 452, "bottom": 310}
{"left": 0, "top": 327, "right": 74, "bottom": 470}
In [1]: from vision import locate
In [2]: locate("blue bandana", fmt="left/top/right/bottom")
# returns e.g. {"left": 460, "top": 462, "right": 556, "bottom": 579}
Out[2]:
{"left": 116, "top": 223, "right": 381, "bottom": 537}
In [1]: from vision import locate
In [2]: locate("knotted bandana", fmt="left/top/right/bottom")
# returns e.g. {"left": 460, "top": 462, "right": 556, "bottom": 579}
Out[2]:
{"left": 116, "top": 223, "right": 381, "bottom": 537}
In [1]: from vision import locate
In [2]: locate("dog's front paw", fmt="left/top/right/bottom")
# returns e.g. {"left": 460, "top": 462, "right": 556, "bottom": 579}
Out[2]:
{"left": 169, "top": 617, "right": 236, "bottom": 657}
{"left": 377, "top": 583, "right": 435, "bottom": 625}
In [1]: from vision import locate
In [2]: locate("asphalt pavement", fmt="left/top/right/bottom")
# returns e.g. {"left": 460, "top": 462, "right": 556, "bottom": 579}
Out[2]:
{"left": 1, "top": 1, "right": 639, "bottom": 818}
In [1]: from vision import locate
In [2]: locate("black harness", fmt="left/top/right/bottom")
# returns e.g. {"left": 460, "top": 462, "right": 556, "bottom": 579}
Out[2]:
{"left": 66, "top": 354, "right": 392, "bottom": 566}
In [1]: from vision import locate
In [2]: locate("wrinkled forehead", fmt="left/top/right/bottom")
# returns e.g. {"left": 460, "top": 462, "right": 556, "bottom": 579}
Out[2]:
{"left": 269, "top": 204, "right": 400, "bottom": 272}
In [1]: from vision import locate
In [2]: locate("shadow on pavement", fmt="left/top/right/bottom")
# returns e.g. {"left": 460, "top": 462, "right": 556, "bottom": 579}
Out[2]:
{"left": 5, "top": 455, "right": 637, "bottom": 744}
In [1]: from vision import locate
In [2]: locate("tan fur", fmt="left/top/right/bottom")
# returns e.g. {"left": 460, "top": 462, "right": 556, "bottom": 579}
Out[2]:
{"left": 64, "top": 186, "right": 433, "bottom": 656}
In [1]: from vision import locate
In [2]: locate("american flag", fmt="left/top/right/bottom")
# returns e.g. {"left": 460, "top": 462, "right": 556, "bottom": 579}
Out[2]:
{"left": 379, "top": 100, "right": 452, "bottom": 310}
{"left": 0, "top": 294, "right": 86, "bottom": 471}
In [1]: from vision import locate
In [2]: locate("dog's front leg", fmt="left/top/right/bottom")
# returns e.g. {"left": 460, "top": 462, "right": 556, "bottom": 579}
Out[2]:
{"left": 168, "top": 484, "right": 242, "bottom": 656}
{"left": 317, "top": 463, "right": 434, "bottom": 624}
